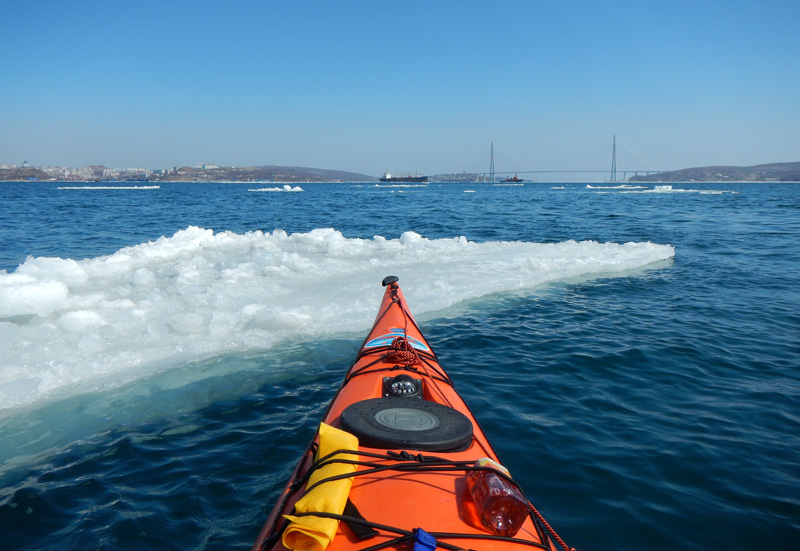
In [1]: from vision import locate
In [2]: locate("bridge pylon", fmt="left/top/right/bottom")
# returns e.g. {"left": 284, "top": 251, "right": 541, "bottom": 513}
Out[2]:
{"left": 610, "top": 134, "right": 617, "bottom": 182}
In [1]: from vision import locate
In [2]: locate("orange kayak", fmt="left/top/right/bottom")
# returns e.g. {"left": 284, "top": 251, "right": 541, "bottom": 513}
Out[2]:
{"left": 252, "top": 276, "right": 571, "bottom": 551}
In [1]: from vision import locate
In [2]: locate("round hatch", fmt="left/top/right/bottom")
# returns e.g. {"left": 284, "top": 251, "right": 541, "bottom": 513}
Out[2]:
{"left": 340, "top": 398, "right": 473, "bottom": 452}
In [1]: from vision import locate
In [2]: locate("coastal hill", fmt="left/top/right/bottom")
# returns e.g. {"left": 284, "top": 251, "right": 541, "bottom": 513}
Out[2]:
{"left": 0, "top": 167, "right": 52, "bottom": 181}
{"left": 158, "top": 165, "right": 376, "bottom": 182}
{"left": 629, "top": 161, "right": 800, "bottom": 182}
{"left": 0, "top": 164, "right": 376, "bottom": 183}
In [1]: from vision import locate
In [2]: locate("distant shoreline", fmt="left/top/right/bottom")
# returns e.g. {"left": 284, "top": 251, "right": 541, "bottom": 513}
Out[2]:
{"left": 2, "top": 160, "right": 799, "bottom": 184}
{"left": 628, "top": 161, "right": 800, "bottom": 183}
{"left": 4, "top": 179, "right": 799, "bottom": 185}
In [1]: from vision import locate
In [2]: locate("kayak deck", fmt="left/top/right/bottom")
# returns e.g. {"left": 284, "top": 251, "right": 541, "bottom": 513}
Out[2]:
{"left": 252, "top": 277, "right": 570, "bottom": 551}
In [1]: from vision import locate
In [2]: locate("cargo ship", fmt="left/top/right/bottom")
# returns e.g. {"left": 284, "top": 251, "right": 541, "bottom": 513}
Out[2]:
{"left": 379, "top": 172, "right": 428, "bottom": 183}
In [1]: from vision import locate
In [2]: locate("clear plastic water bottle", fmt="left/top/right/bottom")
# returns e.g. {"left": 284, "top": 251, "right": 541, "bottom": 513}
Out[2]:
{"left": 466, "top": 457, "right": 529, "bottom": 537}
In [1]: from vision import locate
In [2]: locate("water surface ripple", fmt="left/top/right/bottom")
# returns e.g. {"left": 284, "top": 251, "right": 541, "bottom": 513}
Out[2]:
{"left": 1, "top": 181, "right": 798, "bottom": 551}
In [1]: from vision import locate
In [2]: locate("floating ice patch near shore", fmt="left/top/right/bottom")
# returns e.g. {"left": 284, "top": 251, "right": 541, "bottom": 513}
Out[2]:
{"left": 587, "top": 184, "right": 736, "bottom": 194}
{"left": 58, "top": 186, "right": 160, "bottom": 190}
{"left": 0, "top": 226, "right": 675, "bottom": 412}
{"left": 628, "top": 185, "right": 737, "bottom": 194}
{"left": 586, "top": 184, "right": 647, "bottom": 190}
{"left": 248, "top": 184, "right": 304, "bottom": 192}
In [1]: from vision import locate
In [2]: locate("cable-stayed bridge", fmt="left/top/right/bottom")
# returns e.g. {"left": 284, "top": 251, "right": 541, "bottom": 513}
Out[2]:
{"left": 432, "top": 169, "right": 666, "bottom": 183}
{"left": 432, "top": 137, "right": 665, "bottom": 182}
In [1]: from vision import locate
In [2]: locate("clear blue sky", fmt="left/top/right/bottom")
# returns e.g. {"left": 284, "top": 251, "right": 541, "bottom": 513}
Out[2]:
{"left": 2, "top": 0, "right": 799, "bottom": 177}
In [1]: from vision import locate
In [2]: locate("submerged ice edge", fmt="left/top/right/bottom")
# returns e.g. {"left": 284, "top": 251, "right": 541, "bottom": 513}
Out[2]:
{"left": 0, "top": 226, "right": 675, "bottom": 412}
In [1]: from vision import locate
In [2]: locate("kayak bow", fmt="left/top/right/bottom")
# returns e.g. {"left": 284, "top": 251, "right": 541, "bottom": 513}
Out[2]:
{"left": 252, "top": 276, "right": 571, "bottom": 551}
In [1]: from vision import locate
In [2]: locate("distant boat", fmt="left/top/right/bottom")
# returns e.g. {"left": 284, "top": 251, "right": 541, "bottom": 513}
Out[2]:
{"left": 379, "top": 172, "right": 428, "bottom": 183}
{"left": 500, "top": 174, "right": 523, "bottom": 183}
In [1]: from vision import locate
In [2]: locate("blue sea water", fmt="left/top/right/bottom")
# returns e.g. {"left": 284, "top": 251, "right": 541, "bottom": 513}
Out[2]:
{"left": 0, "top": 181, "right": 798, "bottom": 551}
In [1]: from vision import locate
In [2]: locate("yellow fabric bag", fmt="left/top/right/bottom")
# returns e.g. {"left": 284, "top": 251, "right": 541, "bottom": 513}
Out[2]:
{"left": 282, "top": 423, "right": 359, "bottom": 551}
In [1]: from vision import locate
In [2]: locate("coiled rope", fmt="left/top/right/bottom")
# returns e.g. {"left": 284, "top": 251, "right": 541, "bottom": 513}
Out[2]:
{"left": 383, "top": 336, "right": 422, "bottom": 366}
